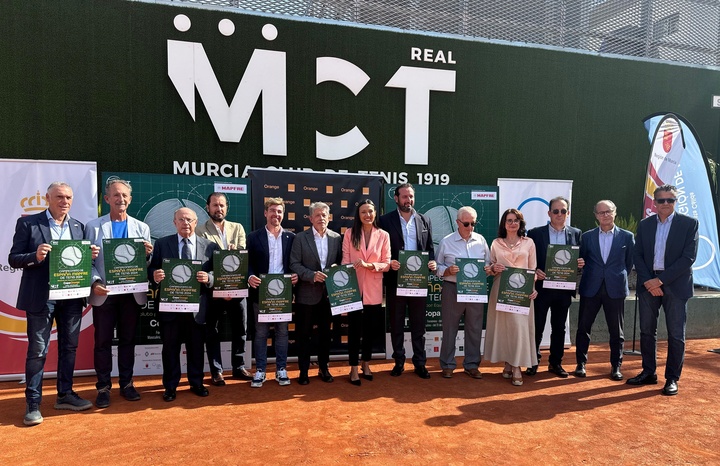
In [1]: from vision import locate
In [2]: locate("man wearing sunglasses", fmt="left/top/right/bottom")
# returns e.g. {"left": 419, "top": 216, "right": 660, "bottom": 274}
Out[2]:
{"left": 628, "top": 185, "right": 698, "bottom": 396}
{"left": 527, "top": 197, "right": 584, "bottom": 377}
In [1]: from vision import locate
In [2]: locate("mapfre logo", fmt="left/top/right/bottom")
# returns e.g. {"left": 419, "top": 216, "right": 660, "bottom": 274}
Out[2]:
{"left": 20, "top": 191, "right": 48, "bottom": 217}
{"left": 167, "top": 14, "right": 456, "bottom": 166}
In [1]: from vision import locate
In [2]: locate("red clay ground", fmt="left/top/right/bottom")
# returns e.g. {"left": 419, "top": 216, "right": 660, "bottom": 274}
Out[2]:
{"left": 1, "top": 339, "right": 719, "bottom": 465}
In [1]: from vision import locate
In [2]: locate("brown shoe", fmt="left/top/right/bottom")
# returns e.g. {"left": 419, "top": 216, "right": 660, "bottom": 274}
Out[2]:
{"left": 211, "top": 373, "right": 226, "bottom": 387}
{"left": 464, "top": 368, "right": 483, "bottom": 379}
{"left": 441, "top": 368, "right": 454, "bottom": 378}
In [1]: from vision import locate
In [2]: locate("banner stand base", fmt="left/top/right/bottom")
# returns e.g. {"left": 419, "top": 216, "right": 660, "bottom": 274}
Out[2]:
{"left": 622, "top": 350, "right": 642, "bottom": 356}
{"left": 708, "top": 348, "right": 720, "bottom": 354}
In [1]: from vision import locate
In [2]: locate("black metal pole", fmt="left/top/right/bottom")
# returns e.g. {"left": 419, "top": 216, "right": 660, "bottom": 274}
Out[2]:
{"left": 623, "top": 292, "right": 642, "bottom": 356}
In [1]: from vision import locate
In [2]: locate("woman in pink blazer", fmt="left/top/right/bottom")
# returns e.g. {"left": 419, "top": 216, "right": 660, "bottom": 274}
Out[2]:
{"left": 342, "top": 199, "right": 391, "bottom": 385}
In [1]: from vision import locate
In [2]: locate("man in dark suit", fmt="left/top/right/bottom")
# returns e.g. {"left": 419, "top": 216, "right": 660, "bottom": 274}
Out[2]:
{"left": 148, "top": 207, "right": 219, "bottom": 402}
{"left": 379, "top": 183, "right": 437, "bottom": 379}
{"left": 526, "top": 196, "right": 583, "bottom": 378}
{"left": 574, "top": 200, "right": 634, "bottom": 381}
{"left": 628, "top": 185, "right": 698, "bottom": 396}
{"left": 9, "top": 181, "right": 99, "bottom": 426}
{"left": 290, "top": 201, "right": 343, "bottom": 385}
{"left": 247, "top": 198, "right": 298, "bottom": 388}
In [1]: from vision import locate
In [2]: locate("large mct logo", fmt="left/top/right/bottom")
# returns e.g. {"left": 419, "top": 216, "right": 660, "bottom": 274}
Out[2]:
{"left": 167, "top": 15, "right": 456, "bottom": 166}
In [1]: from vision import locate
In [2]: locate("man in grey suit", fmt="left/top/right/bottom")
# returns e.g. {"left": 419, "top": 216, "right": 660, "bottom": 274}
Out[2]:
{"left": 148, "top": 207, "right": 219, "bottom": 401}
{"left": 574, "top": 200, "right": 634, "bottom": 381}
{"left": 290, "top": 202, "right": 342, "bottom": 385}
{"left": 84, "top": 179, "right": 153, "bottom": 408}
{"left": 628, "top": 185, "right": 698, "bottom": 396}
{"left": 9, "top": 181, "right": 99, "bottom": 426}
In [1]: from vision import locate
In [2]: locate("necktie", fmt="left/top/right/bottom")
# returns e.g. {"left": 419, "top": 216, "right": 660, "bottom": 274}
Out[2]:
{"left": 182, "top": 238, "right": 192, "bottom": 260}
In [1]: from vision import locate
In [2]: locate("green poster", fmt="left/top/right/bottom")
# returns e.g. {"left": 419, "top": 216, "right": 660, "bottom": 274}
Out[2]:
{"left": 213, "top": 249, "right": 249, "bottom": 298}
{"left": 496, "top": 267, "right": 536, "bottom": 315}
{"left": 324, "top": 264, "right": 363, "bottom": 316}
{"left": 543, "top": 245, "right": 580, "bottom": 290}
{"left": 102, "top": 238, "right": 149, "bottom": 294}
{"left": 258, "top": 274, "right": 293, "bottom": 322}
{"left": 158, "top": 259, "right": 201, "bottom": 312}
{"left": 397, "top": 250, "right": 429, "bottom": 297}
{"left": 456, "top": 258, "right": 488, "bottom": 303}
{"left": 48, "top": 239, "right": 92, "bottom": 300}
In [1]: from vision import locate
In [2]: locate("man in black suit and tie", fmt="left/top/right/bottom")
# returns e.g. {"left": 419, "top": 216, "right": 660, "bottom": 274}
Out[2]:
{"left": 9, "top": 182, "right": 99, "bottom": 426}
{"left": 527, "top": 196, "right": 583, "bottom": 378}
{"left": 379, "top": 183, "right": 437, "bottom": 379}
{"left": 290, "top": 201, "right": 343, "bottom": 385}
{"left": 574, "top": 200, "right": 634, "bottom": 380}
{"left": 247, "top": 198, "right": 298, "bottom": 388}
{"left": 628, "top": 185, "right": 698, "bottom": 396}
{"left": 148, "top": 207, "right": 219, "bottom": 402}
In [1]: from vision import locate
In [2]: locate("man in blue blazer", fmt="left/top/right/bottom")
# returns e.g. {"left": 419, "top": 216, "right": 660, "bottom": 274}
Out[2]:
{"left": 84, "top": 179, "right": 153, "bottom": 408}
{"left": 148, "top": 207, "right": 219, "bottom": 402}
{"left": 574, "top": 200, "right": 634, "bottom": 380}
{"left": 9, "top": 182, "right": 99, "bottom": 426}
{"left": 628, "top": 185, "right": 698, "bottom": 396}
{"left": 526, "top": 197, "right": 583, "bottom": 377}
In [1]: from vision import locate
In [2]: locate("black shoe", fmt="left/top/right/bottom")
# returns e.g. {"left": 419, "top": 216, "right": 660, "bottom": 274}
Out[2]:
{"left": 349, "top": 374, "right": 362, "bottom": 386}
{"left": 232, "top": 366, "right": 252, "bottom": 380}
{"left": 361, "top": 363, "right": 374, "bottom": 381}
{"left": 662, "top": 379, "right": 678, "bottom": 396}
{"left": 318, "top": 367, "right": 334, "bottom": 383}
{"left": 525, "top": 365, "right": 538, "bottom": 376}
{"left": 162, "top": 389, "right": 176, "bottom": 402}
{"left": 414, "top": 365, "right": 431, "bottom": 379}
{"left": 626, "top": 372, "right": 658, "bottom": 385}
{"left": 121, "top": 382, "right": 141, "bottom": 401}
{"left": 298, "top": 371, "right": 310, "bottom": 385}
{"left": 95, "top": 388, "right": 110, "bottom": 408}
{"left": 548, "top": 364, "right": 569, "bottom": 378}
{"left": 573, "top": 363, "right": 586, "bottom": 378}
{"left": 189, "top": 385, "right": 209, "bottom": 397}
{"left": 610, "top": 366, "right": 623, "bottom": 381}
{"left": 390, "top": 363, "right": 405, "bottom": 377}
{"left": 211, "top": 373, "right": 226, "bottom": 387}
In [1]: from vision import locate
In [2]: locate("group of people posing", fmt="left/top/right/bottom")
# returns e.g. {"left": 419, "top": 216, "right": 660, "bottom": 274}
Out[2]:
{"left": 9, "top": 181, "right": 698, "bottom": 428}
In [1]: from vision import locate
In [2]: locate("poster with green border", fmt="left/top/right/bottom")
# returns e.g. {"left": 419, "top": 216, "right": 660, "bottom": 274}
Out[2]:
{"left": 258, "top": 274, "right": 293, "bottom": 322}
{"left": 543, "top": 244, "right": 579, "bottom": 290}
{"left": 496, "top": 267, "right": 535, "bottom": 315}
{"left": 213, "top": 249, "right": 249, "bottom": 298}
{"left": 158, "top": 258, "right": 201, "bottom": 312}
{"left": 102, "top": 238, "right": 149, "bottom": 294}
{"left": 456, "top": 258, "right": 487, "bottom": 303}
{"left": 48, "top": 239, "right": 92, "bottom": 300}
{"left": 397, "top": 250, "right": 429, "bottom": 297}
{"left": 324, "top": 264, "right": 362, "bottom": 316}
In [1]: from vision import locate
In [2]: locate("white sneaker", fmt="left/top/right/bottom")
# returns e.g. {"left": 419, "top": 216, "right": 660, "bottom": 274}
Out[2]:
{"left": 276, "top": 368, "right": 291, "bottom": 386}
{"left": 251, "top": 370, "right": 266, "bottom": 388}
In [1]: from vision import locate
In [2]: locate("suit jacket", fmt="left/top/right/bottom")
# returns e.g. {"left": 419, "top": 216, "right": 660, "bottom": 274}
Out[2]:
{"left": 246, "top": 227, "right": 296, "bottom": 304}
{"left": 84, "top": 214, "right": 152, "bottom": 306}
{"left": 527, "top": 223, "right": 582, "bottom": 296}
{"left": 578, "top": 226, "right": 634, "bottom": 299}
{"left": 379, "top": 209, "right": 435, "bottom": 288}
{"left": 634, "top": 213, "right": 698, "bottom": 300}
{"left": 290, "top": 228, "right": 342, "bottom": 305}
{"left": 148, "top": 234, "right": 219, "bottom": 324}
{"left": 342, "top": 227, "right": 391, "bottom": 305}
{"left": 8, "top": 211, "right": 85, "bottom": 313}
{"left": 196, "top": 219, "right": 246, "bottom": 250}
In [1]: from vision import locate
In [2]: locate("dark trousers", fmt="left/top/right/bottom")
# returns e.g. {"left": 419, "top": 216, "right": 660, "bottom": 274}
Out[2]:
{"left": 348, "top": 304, "right": 381, "bottom": 366}
{"left": 638, "top": 286, "right": 688, "bottom": 381}
{"left": 575, "top": 282, "right": 625, "bottom": 367}
{"left": 205, "top": 297, "right": 246, "bottom": 375}
{"left": 533, "top": 288, "right": 572, "bottom": 366}
{"left": 93, "top": 294, "right": 141, "bottom": 390}
{"left": 295, "top": 298, "right": 332, "bottom": 373}
{"left": 160, "top": 314, "right": 205, "bottom": 389}
{"left": 386, "top": 287, "right": 427, "bottom": 367}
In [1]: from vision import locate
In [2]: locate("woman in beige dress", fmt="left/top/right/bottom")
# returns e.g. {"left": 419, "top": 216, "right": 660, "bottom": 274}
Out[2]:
{"left": 483, "top": 209, "right": 538, "bottom": 386}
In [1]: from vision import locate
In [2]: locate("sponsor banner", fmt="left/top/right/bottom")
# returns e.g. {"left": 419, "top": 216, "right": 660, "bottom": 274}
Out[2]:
{"left": 456, "top": 258, "right": 488, "bottom": 303}
{"left": 543, "top": 245, "right": 579, "bottom": 290}
{"left": 213, "top": 250, "right": 249, "bottom": 298}
{"left": 158, "top": 259, "right": 201, "bottom": 313}
{"left": 496, "top": 267, "right": 536, "bottom": 315}
{"left": 642, "top": 114, "right": 685, "bottom": 217}
{"left": 48, "top": 240, "right": 93, "bottom": 300}
{"left": 324, "top": 264, "right": 363, "bottom": 316}
{"left": 103, "top": 238, "right": 149, "bottom": 295}
{"left": 497, "top": 178, "right": 574, "bottom": 229}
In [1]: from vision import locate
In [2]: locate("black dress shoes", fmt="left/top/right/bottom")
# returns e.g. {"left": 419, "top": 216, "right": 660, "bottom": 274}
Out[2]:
{"left": 162, "top": 388, "right": 177, "bottom": 402}
{"left": 390, "top": 363, "right": 405, "bottom": 377}
{"left": 573, "top": 363, "right": 586, "bottom": 378}
{"left": 548, "top": 364, "right": 569, "bottom": 378}
{"left": 211, "top": 373, "right": 226, "bottom": 387}
{"left": 525, "top": 365, "right": 538, "bottom": 376}
{"left": 189, "top": 385, "right": 209, "bottom": 397}
{"left": 626, "top": 372, "right": 658, "bottom": 385}
{"left": 318, "top": 367, "right": 334, "bottom": 383}
{"left": 662, "top": 379, "right": 678, "bottom": 396}
{"left": 414, "top": 365, "right": 431, "bottom": 379}
{"left": 298, "top": 371, "right": 310, "bottom": 385}
{"left": 610, "top": 366, "right": 623, "bottom": 381}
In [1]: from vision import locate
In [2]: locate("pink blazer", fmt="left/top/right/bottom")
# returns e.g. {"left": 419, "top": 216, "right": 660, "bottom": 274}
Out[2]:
{"left": 342, "top": 227, "right": 391, "bottom": 305}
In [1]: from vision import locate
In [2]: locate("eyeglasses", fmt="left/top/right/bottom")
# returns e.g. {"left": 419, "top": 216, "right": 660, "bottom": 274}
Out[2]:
{"left": 176, "top": 218, "right": 197, "bottom": 224}
{"left": 655, "top": 198, "right": 677, "bottom": 205}
{"left": 595, "top": 210, "right": 614, "bottom": 216}
{"left": 505, "top": 219, "right": 520, "bottom": 224}
{"left": 551, "top": 209, "right": 568, "bottom": 215}
{"left": 457, "top": 220, "right": 477, "bottom": 227}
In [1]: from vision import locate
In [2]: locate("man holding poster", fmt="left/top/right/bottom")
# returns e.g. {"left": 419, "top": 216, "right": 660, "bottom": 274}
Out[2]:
{"left": 9, "top": 182, "right": 99, "bottom": 426}
{"left": 84, "top": 179, "right": 152, "bottom": 408}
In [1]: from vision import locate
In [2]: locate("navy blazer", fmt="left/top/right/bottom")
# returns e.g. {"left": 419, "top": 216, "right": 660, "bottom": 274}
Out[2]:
{"left": 527, "top": 224, "right": 582, "bottom": 296}
{"left": 246, "top": 227, "right": 296, "bottom": 304}
{"left": 290, "top": 227, "right": 343, "bottom": 306}
{"left": 148, "top": 234, "right": 219, "bottom": 324}
{"left": 379, "top": 209, "right": 435, "bottom": 288}
{"left": 8, "top": 211, "right": 86, "bottom": 313}
{"left": 634, "top": 213, "right": 698, "bottom": 300}
{"left": 578, "top": 227, "right": 634, "bottom": 299}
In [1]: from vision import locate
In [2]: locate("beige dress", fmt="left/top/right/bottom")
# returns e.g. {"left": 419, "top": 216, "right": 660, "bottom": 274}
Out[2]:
{"left": 483, "top": 236, "right": 538, "bottom": 367}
